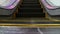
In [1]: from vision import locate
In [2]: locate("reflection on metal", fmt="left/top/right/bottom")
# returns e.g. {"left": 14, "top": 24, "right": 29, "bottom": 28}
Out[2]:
{"left": 0, "top": 26, "right": 59, "bottom": 34}
{"left": 0, "top": 26, "right": 40, "bottom": 34}
{"left": 38, "top": 28, "right": 60, "bottom": 34}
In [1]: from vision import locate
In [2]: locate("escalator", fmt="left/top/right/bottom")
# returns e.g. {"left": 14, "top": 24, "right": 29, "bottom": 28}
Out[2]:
{"left": 17, "top": 0, "right": 45, "bottom": 17}
{"left": 0, "top": 0, "right": 60, "bottom": 23}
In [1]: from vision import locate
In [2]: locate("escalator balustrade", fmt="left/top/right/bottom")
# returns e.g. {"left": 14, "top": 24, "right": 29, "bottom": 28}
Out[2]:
{"left": 0, "top": 0, "right": 21, "bottom": 19}
{"left": 40, "top": 0, "right": 60, "bottom": 20}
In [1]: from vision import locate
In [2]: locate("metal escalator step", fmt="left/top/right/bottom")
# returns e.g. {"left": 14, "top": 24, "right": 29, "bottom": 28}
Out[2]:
{"left": 23, "top": 0, "right": 39, "bottom": 4}
{"left": 20, "top": 9, "right": 43, "bottom": 14}
{"left": 22, "top": 4, "right": 40, "bottom": 7}
{"left": 23, "top": 2, "right": 39, "bottom": 3}
{"left": 17, "top": 13, "right": 44, "bottom": 17}
{"left": 23, "top": 0, "right": 38, "bottom": 2}
{"left": 17, "top": 0, "right": 44, "bottom": 17}
{"left": 18, "top": 8, "right": 43, "bottom": 11}
{"left": 21, "top": 6, "right": 41, "bottom": 8}
{"left": 17, "top": 8, "right": 44, "bottom": 17}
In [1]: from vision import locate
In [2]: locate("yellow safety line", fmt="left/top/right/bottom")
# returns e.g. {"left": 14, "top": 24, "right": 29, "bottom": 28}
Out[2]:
{"left": 0, "top": 24, "right": 60, "bottom": 28}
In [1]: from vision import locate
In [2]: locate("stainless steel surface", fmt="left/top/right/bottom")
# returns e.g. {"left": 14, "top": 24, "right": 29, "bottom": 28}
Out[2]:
{"left": 39, "top": 28, "right": 60, "bottom": 34}
{"left": 0, "top": 8, "right": 15, "bottom": 15}
{"left": 0, "top": 26, "right": 40, "bottom": 34}
{"left": 0, "top": 26, "right": 60, "bottom": 34}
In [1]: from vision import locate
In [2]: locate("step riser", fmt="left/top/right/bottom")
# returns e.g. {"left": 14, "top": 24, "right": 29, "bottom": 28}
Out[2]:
{"left": 23, "top": 2, "right": 39, "bottom": 4}
{"left": 23, "top": 1, "right": 39, "bottom": 3}
{"left": 23, "top": 0, "right": 38, "bottom": 2}
{"left": 19, "top": 8, "right": 43, "bottom": 12}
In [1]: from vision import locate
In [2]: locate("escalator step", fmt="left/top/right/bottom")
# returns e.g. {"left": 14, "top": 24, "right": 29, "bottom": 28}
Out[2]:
{"left": 17, "top": 0, "right": 44, "bottom": 17}
{"left": 22, "top": 4, "right": 39, "bottom": 6}
{"left": 21, "top": 4, "right": 41, "bottom": 8}
{"left": 23, "top": 0, "right": 38, "bottom": 2}
{"left": 19, "top": 8, "right": 43, "bottom": 12}
{"left": 23, "top": 2, "right": 39, "bottom": 4}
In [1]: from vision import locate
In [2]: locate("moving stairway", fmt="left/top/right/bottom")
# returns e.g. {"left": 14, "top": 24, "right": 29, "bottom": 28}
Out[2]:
{"left": 0, "top": 0, "right": 47, "bottom": 23}
{"left": 0, "top": 0, "right": 60, "bottom": 23}
{"left": 17, "top": 0, "right": 44, "bottom": 17}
